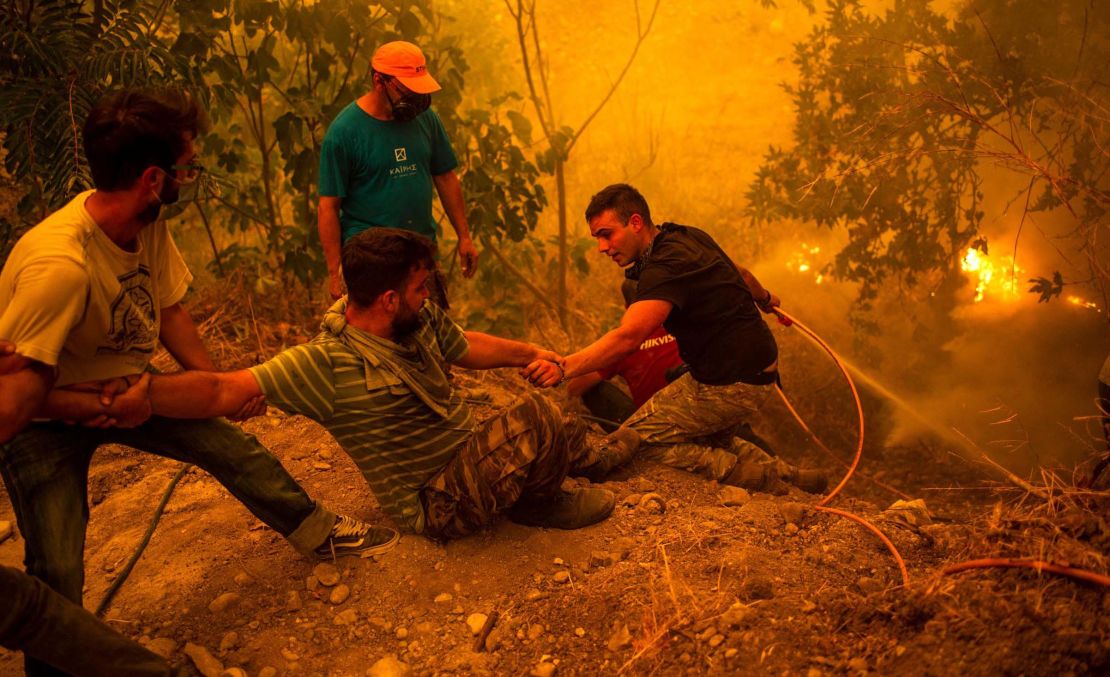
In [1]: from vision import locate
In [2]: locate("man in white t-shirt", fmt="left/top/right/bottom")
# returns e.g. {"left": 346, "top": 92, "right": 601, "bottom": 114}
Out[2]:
{"left": 0, "top": 88, "right": 395, "bottom": 677}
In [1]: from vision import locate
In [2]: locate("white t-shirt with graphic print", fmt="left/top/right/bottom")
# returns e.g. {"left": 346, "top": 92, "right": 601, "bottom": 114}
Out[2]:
{"left": 0, "top": 190, "right": 191, "bottom": 386}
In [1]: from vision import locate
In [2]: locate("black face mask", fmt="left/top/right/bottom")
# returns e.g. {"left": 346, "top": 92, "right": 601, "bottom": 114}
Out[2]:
{"left": 385, "top": 80, "right": 431, "bottom": 122}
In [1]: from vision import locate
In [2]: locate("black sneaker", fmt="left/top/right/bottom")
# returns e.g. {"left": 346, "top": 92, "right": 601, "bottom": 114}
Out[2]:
{"left": 314, "top": 515, "right": 399, "bottom": 560}
{"left": 508, "top": 487, "right": 616, "bottom": 530}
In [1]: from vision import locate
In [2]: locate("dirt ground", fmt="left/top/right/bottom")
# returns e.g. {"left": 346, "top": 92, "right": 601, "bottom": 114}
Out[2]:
{"left": 1, "top": 363, "right": 1107, "bottom": 676}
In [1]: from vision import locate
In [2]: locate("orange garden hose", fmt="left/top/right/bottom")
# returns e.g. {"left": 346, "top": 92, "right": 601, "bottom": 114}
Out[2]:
{"left": 772, "top": 306, "right": 909, "bottom": 585}
{"left": 942, "top": 559, "right": 1110, "bottom": 587}
{"left": 771, "top": 308, "right": 865, "bottom": 506}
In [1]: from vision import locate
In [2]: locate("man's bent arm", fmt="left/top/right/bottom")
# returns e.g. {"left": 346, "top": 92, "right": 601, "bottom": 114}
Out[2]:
{"left": 456, "top": 332, "right": 554, "bottom": 370}
{"left": 0, "top": 358, "right": 53, "bottom": 442}
{"left": 433, "top": 171, "right": 478, "bottom": 277}
{"left": 148, "top": 369, "right": 263, "bottom": 419}
{"left": 160, "top": 303, "right": 215, "bottom": 371}
{"left": 318, "top": 196, "right": 345, "bottom": 299}
{"left": 552, "top": 299, "right": 672, "bottom": 381}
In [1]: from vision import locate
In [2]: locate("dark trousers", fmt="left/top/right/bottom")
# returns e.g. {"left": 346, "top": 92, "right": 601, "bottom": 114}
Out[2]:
{"left": 1, "top": 416, "right": 330, "bottom": 676}
{"left": 0, "top": 565, "right": 170, "bottom": 676}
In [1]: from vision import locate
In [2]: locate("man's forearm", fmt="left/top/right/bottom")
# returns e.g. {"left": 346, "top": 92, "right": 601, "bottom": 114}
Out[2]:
{"left": 457, "top": 332, "right": 541, "bottom": 370}
{"left": 159, "top": 303, "right": 214, "bottom": 371}
{"left": 736, "top": 266, "right": 770, "bottom": 302}
{"left": 0, "top": 363, "right": 52, "bottom": 442}
{"left": 318, "top": 200, "right": 344, "bottom": 276}
{"left": 433, "top": 171, "right": 471, "bottom": 240}
{"left": 564, "top": 329, "right": 641, "bottom": 380}
{"left": 149, "top": 370, "right": 257, "bottom": 419}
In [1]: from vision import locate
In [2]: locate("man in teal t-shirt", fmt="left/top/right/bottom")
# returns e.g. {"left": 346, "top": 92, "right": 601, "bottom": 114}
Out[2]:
{"left": 318, "top": 41, "right": 479, "bottom": 301}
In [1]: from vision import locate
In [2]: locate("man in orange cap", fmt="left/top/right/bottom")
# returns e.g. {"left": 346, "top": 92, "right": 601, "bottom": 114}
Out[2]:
{"left": 318, "top": 41, "right": 478, "bottom": 305}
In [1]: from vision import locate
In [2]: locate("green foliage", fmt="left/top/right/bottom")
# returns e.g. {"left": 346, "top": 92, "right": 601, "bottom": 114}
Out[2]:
{"left": 745, "top": 0, "right": 1110, "bottom": 323}
{"left": 0, "top": 0, "right": 198, "bottom": 217}
{"left": 1, "top": 0, "right": 547, "bottom": 306}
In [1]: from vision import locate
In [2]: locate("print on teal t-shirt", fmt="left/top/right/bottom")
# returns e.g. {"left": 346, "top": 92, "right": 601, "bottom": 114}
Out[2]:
{"left": 318, "top": 102, "right": 458, "bottom": 243}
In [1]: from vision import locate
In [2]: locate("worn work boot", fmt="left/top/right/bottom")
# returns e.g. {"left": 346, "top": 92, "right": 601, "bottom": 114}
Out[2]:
{"left": 571, "top": 427, "right": 641, "bottom": 481}
{"left": 508, "top": 487, "right": 616, "bottom": 530}
{"left": 721, "top": 460, "right": 788, "bottom": 495}
{"left": 782, "top": 466, "right": 829, "bottom": 494}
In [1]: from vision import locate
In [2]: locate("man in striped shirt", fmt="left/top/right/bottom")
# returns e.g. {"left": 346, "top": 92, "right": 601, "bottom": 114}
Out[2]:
{"left": 101, "top": 228, "right": 617, "bottom": 539}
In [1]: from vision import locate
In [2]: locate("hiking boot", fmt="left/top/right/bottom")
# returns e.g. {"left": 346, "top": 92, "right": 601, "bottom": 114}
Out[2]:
{"left": 722, "top": 460, "right": 788, "bottom": 495}
{"left": 314, "top": 515, "right": 400, "bottom": 560}
{"left": 508, "top": 487, "right": 616, "bottom": 530}
{"left": 783, "top": 467, "right": 829, "bottom": 494}
{"left": 572, "top": 428, "right": 641, "bottom": 481}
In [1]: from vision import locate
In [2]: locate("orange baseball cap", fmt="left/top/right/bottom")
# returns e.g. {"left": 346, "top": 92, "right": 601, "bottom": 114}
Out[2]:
{"left": 371, "top": 41, "right": 441, "bottom": 94}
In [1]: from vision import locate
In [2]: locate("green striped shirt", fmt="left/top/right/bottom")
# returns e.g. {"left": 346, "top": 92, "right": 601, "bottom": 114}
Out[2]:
{"left": 248, "top": 304, "right": 473, "bottom": 532}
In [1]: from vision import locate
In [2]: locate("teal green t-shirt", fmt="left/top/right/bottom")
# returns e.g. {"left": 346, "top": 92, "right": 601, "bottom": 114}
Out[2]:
{"left": 318, "top": 103, "right": 458, "bottom": 242}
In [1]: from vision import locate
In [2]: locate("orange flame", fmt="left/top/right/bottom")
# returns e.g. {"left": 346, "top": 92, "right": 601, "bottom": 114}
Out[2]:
{"left": 960, "top": 248, "right": 1022, "bottom": 303}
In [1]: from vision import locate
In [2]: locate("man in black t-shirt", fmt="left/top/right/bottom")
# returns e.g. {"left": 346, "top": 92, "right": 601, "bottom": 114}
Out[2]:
{"left": 524, "top": 184, "right": 825, "bottom": 493}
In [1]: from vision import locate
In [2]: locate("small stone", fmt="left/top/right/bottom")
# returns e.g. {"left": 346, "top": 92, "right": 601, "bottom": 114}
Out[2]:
{"left": 208, "top": 593, "right": 241, "bottom": 614}
{"left": 313, "top": 462, "right": 332, "bottom": 470}
{"left": 708, "top": 634, "right": 725, "bottom": 647}
{"left": 395, "top": 627, "right": 409, "bottom": 639}
{"left": 589, "top": 551, "right": 615, "bottom": 568}
{"left": 719, "top": 486, "right": 751, "bottom": 507}
{"left": 0, "top": 521, "right": 12, "bottom": 544}
{"left": 222, "top": 669, "right": 247, "bottom": 677}
{"left": 622, "top": 493, "right": 643, "bottom": 507}
{"left": 530, "top": 662, "right": 557, "bottom": 677}
{"left": 857, "top": 576, "right": 883, "bottom": 596}
{"left": 334, "top": 609, "right": 359, "bottom": 625}
{"left": 305, "top": 576, "right": 319, "bottom": 592}
{"left": 612, "top": 537, "right": 636, "bottom": 560}
{"left": 330, "top": 584, "right": 351, "bottom": 605}
{"left": 527, "top": 623, "right": 545, "bottom": 640}
{"left": 553, "top": 570, "right": 571, "bottom": 584}
{"left": 285, "top": 590, "right": 302, "bottom": 612}
{"left": 632, "top": 477, "right": 655, "bottom": 492}
{"left": 778, "top": 502, "right": 809, "bottom": 526}
{"left": 312, "top": 563, "right": 341, "bottom": 587}
{"left": 433, "top": 592, "right": 453, "bottom": 604}
{"left": 451, "top": 605, "right": 465, "bottom": 615}
{"left": 848, "top": 657, "right": 868, "bottom": 672}
{"left": 785, "top": 523, "right": 800, "bottom": 536}
{"left": 367, "top": 655, "right": 411, "bottom": 677}
{"left": 280, "top": 647, "right": 299, "bottom": 662}
{"left": 258, "top": 668, "right": 278, "bottom": 677}
{"left": 552, "top": 557, "right": 565, "bottom": 566}
{"left": 466, "top": 613, "right": 488, "bottom": 635}
{"left": 525, "top": 589, "right": 545, "bottom": 601}
{"left": 317, "top": 449, "right": 334, "bottom": 460}
{"left": 575, "top": 627, "right": 586, "bottom": 637}
{"left": 725, "top": 648, "right": 738, "bottom": 658}
{"left": 233, "top": 572, "right": 251, "bottom": 586}
{"left": 639, "top": 493, "right": 666, "bottom": 514}
{"left": 607, "top": 624, "right": 632, "bottom": 652}
{"left": 741, "top": 578, "right": 774, "bottom": 601}
{"left": 146, "top": 637, "right": 177, "bottom": 659}
{"left": 183, "top": 642, "right": 224, "bottom": 677}
{"left": 218, "top": 631, "right": 239, "bottom": 654}
{"left": 368, "top": 617, "right": 392, "bottom": 632}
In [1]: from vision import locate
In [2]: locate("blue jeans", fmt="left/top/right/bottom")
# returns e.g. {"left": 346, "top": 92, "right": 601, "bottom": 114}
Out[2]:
{"left": 0, "top": 416, "right": 335, "bottom": 676}
{"left": 0, "top": 565, "right": 171, "bottom": 676}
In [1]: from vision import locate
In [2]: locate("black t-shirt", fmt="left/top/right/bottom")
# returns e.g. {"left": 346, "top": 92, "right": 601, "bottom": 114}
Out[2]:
{"left": 630, "top": 223, "right": 777, "bottom": 385}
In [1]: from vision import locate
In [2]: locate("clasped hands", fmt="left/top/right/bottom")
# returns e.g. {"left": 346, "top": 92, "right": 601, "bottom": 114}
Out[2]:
{"left": 519, "top": 348, "right": 567, "bottom": 389}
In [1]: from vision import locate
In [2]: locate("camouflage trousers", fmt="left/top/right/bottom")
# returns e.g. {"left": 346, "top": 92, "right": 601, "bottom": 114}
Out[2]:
{"left": 625, "top": 372, "right": 793, "bottom": 481}
{"left": 420, "top": 393, "right": 589, "bottom": 540}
